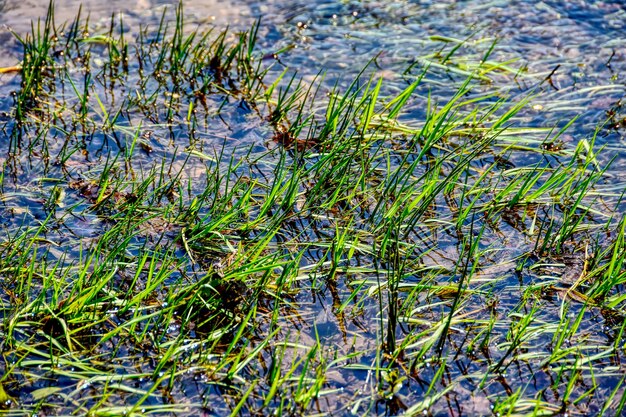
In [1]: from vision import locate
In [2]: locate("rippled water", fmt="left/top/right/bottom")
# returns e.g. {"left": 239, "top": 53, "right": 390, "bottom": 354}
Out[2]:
{"left": 1, "top": 0, "right": 626, "bottom": 415}
{"left": 251, "top": 0, "right": 626, "bottom": 149}
{"left": 3, "top": 0, "right": 625, "bottom": 150}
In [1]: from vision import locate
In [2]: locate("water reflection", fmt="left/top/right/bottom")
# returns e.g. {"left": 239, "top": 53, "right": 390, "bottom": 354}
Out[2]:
{"left": 1, "top": 0, "right": 246, "bottom": 70}
{"left": 1, "top": 1, "right": 625, "bottom": 415}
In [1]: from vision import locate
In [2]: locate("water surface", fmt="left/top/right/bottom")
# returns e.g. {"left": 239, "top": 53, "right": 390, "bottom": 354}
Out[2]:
{"left": 1, "top": 1, "right": 625, "bottom": 416}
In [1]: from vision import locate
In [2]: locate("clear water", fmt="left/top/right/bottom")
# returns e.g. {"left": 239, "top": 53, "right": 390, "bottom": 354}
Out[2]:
{"left": 1, "top": 0, "right": 625, "bottom": 415}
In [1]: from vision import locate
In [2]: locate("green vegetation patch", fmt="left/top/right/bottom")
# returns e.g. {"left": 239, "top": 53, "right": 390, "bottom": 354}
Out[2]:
{"left": 0, "top": 2, "right": 625, "bottom": 416}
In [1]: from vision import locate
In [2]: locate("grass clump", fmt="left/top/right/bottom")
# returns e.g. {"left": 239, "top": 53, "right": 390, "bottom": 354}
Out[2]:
{"left": 0, "top": 2, "right": 625, "bottom": 416}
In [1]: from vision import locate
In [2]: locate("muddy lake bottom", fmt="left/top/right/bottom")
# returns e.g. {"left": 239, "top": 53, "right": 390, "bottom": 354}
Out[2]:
{"left": 0, "top": 1, "right": 626, "bottom": 416}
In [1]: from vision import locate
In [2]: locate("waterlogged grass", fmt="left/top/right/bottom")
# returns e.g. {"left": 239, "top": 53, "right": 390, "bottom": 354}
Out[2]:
{"left": 0, "top": 3, "right": 625, "bottom": 416}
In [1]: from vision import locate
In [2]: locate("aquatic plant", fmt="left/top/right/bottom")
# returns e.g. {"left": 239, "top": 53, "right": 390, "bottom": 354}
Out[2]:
{"left": 0, "top": 2, "right": 624, "bottom": 416}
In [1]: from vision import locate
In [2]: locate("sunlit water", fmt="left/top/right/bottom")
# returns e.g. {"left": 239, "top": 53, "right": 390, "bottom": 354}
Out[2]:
{"left": 1, "top": 0, "right": 626, "bottom": 415}
{"left": 2, "top": 0, "right": 625, "bottom": 161}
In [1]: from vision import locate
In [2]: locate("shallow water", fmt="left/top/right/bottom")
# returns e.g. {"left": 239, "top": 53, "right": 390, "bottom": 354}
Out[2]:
{"left": 2, "top": 0, "right": 625, "bottom": 156}
{"left": 1, "top": 0, "right": 626, "bottom": 416}
{"left": 251, "top": 0, "right": 626, "bottom": 146}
